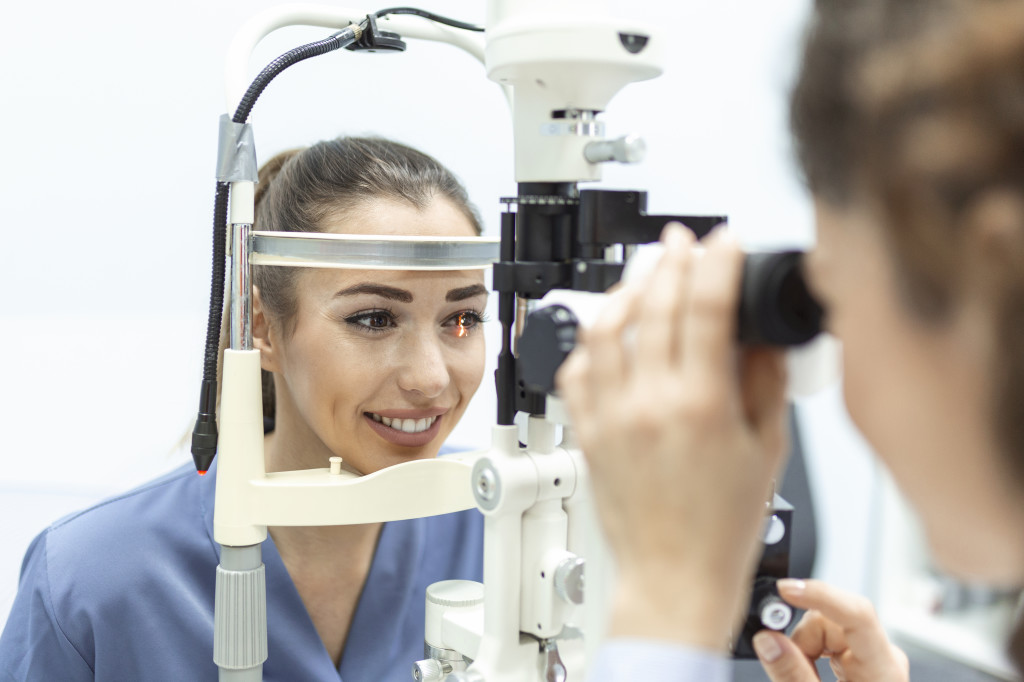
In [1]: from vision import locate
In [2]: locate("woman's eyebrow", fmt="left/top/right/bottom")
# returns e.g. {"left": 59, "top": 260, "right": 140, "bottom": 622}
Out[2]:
{"left": 446, "top": 284, "right": 489, "bottom": 302}
{"left": 334, "top": 283, "right": 413, "bottom": 302}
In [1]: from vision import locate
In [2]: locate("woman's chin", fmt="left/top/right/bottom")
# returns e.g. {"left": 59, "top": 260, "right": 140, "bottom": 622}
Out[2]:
{"left": 354, "top": 443, "right": 443, "bottom": 475}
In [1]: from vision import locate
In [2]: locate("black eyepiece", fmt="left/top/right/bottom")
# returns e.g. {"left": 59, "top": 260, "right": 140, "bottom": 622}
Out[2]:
{"left": 738, "top": 251, "right": 823, "bottom": 346}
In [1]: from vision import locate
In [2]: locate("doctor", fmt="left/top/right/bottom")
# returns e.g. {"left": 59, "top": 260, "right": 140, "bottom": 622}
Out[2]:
{"left": 565, "top": 1, "right": 1024, "bottom": 680}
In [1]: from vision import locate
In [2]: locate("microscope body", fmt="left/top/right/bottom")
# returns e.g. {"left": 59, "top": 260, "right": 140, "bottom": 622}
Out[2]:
{"left": 415, "top": 2, "right": 805, "bottom": 678}
{"left": 209, "top": 2, "right": 807, "bottom": 680}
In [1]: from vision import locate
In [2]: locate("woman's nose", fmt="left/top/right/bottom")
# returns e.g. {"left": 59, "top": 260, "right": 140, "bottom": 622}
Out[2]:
{"left": 396, "top": 334, "right": 451, "bottom": 399}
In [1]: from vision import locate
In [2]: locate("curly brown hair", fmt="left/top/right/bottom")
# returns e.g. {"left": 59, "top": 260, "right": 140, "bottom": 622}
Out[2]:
{"left": 791, "top": 0, "right": 1024, "bottom": 667}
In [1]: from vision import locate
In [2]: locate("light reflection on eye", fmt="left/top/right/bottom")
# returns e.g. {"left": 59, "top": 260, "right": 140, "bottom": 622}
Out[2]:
{"left": 448, "top": 310, "right": 487, "bottom": 337}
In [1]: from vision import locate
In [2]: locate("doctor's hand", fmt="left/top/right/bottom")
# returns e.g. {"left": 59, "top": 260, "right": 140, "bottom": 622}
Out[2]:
{"left": 555, "top": 223, "right": 789, "bottom": 652}
{"left": 755, "top": 579, "right": 910, "bottom": 682}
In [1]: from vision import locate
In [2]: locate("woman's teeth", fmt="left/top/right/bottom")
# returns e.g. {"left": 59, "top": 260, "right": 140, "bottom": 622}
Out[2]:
{"left": 368, "top": 413, "right": 438, "bottom": 433}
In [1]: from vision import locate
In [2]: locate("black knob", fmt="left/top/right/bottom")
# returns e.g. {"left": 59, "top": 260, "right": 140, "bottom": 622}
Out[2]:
{"left": 518, "top": 305, "right": 580, "bottom": 394}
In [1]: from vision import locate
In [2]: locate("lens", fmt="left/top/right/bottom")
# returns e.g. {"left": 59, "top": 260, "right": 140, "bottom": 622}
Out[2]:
{"left": 738, "top": 251, "right": 823, "bottom": 346}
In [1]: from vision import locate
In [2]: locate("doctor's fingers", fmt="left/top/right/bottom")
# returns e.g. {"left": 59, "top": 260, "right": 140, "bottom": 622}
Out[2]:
{"left": 579, "top": 282, "right": 641, "bottom": 395}
{"left": 830, "top": 643, "right": 910, "bottom": 682}
{"left": 556, "top": 347, "right": 594, "bottom": 427}
{"left": 753, "top": 631, "right": 823, "bottom": 682}
{"left": 679, "top": 227, "right": 745, "bottom": 403}
{"left": 790, "top": 609, "right": 849, "bottom": 661}
{"left": 632, "top": 223, "right": 695, "bottom": 373}
{"left": 778, "top": 579, "right": 901, "bottom": 674}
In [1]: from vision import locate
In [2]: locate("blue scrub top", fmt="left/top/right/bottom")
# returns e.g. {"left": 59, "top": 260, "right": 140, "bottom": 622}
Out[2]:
{"left": 0, "top": 456, "right": 484, "bottom": 681}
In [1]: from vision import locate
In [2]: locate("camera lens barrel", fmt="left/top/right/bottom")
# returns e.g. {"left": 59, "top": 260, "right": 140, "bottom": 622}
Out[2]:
{"left": 518, "top": 250, "right": 824, "bottom": 395}
{"left": 738, "top": 251, "right": 823, "bottom": 346}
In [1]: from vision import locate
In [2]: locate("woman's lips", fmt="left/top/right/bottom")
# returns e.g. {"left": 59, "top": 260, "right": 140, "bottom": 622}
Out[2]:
{"left": 363, "top": 411, "right": 445, "bottom": 447}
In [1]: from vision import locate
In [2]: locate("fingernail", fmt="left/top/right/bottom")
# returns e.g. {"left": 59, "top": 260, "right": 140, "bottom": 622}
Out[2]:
{"left": 753, "top": 632, "right": 782, "bottom": 663}
{"left": 777, "top": 578, "right": 806, "bottom": 597}
{"left": 662, "top": 223, "right": 688, "bottom": 249}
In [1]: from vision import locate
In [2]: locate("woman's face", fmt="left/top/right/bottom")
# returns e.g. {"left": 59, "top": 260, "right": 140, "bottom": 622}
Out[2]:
{"left": 256, "top": 196, "right": 487, "bottom": 475}
{"left": 805, "top": 199, "right": 1024, "bottom": 584}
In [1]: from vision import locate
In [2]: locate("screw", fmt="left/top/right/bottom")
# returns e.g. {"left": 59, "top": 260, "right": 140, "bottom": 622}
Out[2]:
{"left": 476, "top": 468, "right": 497, "bottom": 502}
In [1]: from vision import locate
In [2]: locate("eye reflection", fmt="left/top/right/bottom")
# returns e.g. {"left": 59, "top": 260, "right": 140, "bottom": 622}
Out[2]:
{"left": 448, "top": 311, "right": 486, "bottom": 337}
{"left": 456, "top": 312, "right": 473, "bottom": 337}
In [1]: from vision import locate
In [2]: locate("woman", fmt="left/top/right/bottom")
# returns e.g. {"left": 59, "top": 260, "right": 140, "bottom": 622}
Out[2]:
{"left": 0, "top": 137, "right": 489, "bottom": 680}
{"left": 563, "top": 1, "right": 1024, "bottom": 681}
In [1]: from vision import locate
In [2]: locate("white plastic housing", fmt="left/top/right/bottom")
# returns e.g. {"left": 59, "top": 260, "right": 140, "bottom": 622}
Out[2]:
{"left": 425, "top": 579, "right": 485, "bottom": 657}
{"left": 485, "top": 11, "right": 663, "bottom": 182}
{"left": 230, "top": 182, "right": 255, "bottom": 224}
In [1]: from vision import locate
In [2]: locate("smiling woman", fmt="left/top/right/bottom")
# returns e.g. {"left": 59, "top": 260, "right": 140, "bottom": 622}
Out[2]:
{"left": 254, "top": 186, "right": 488, "bottom": 477}
{"left": 259, "top": 265, "right": 488, "bottom": 472}
{"left": 0, "top": 137, "right": 492, "bottom": 680}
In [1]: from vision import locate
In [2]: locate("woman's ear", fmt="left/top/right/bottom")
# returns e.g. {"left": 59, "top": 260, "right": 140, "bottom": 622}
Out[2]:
{"left": 252, "top": 286, "right": 283, "bottom": 373}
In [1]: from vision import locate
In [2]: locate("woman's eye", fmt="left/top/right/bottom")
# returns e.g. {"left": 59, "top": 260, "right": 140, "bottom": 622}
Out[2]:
{"left": 446, "top": 311, "right": 486, "bottom": 336}
{"left": 346, "top": 310, "right": 397, "bottom": 332}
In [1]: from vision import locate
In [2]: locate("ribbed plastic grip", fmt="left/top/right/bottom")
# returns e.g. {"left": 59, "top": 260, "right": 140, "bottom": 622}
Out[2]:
{"left": 213, "top": 564, "right": 268, "bottom": 670}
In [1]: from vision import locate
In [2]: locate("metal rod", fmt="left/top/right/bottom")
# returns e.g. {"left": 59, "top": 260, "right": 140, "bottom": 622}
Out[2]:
{"left": 230, "top": 222, "right": 253, "bottom": 351}
{"left": 497, "top": 211, "right": 517, "bottom": 426}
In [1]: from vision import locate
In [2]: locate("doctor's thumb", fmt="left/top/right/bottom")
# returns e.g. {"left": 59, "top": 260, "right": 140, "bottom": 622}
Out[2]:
{"left": 754, "top": 631, "right": 817, "bottom": 682}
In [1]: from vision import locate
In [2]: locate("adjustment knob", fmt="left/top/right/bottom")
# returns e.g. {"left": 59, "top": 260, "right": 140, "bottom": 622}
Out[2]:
{"left": 554, "top": 557, "right": 585, "bottom": 605}
{"left": 424, "top": 580, "right": 484, "bottom": 657}
{"left": 426, "top": 580, "right": 485, "bottom": 609}
{"left": 412, "top": 659, "right": 451, "bottom": 681}
{"left": 759, "top": 595, "right": 794, "bottom": 631}
{"left": 584, "top": 134, "right": 647, "bottom": 164}
{"left": 519, "top": 305, "right": 580, "bottom": 394}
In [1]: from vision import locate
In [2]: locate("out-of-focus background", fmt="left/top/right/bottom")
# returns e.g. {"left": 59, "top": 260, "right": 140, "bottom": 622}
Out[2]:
{"left": 0, "top": 1, "right": 1016, "bottom": 678}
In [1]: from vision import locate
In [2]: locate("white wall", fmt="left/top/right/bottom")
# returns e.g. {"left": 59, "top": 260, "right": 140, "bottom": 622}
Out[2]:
{"left": 0, "top": 0, "right": 882, "bottom": 628}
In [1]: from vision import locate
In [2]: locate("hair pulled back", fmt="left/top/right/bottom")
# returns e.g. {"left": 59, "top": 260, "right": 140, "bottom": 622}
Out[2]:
{"left": 250, "top": 136, "right": 483, "bottom": 418}
{"left": 792, "top": 1, "right": 1024, "bottom": 665}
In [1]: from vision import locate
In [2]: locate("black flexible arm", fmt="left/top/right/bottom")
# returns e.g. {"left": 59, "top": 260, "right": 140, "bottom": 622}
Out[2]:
{"left": 190, "top": 26, "right": 364, "bottom": 474}
{"left": 232, "top": 29, "right": 363, "bottom": 125}
{"left": 190, "top": 181, "right": 231, "bottom": 474}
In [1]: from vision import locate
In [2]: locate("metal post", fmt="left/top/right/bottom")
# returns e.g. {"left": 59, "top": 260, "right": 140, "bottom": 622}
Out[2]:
{"left": 230, "top": 222, "right": 253, "bottom": 351}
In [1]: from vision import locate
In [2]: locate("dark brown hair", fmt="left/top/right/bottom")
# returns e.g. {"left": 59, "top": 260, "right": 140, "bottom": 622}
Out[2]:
{"left": 791, "top": 0, "right": 1024, "bottom": 667}
{"left": 250, "top": 136, "right": 483, "bottom": 418}
{"left": 790, "top": 0, "right": 965, "bottom": 208}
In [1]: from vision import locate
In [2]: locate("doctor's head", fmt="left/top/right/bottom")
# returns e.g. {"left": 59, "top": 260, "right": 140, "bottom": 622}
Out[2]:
{"left": 792, "top": 0, "right": 1024, "bottom": 584}
{"left": 249, "top": 137, "right": 487, "bottom": 475}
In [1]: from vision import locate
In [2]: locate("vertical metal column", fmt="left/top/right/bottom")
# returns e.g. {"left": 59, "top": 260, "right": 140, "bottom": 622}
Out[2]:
{"left": 216, "top": 221, "right": 266, "bottom": 682}
{"left": 230, "top": 222, "right": 253, "bottom": 351}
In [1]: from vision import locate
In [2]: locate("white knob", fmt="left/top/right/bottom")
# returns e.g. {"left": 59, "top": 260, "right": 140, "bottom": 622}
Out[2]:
{"left": 760, "top": 598, "right": 794, "bottom": 630}
{"left": 554, "top": 557, "right": 585, "bottom": 605}
{"left": 584, "top": 134, "right": 647, "bottom": 164}
{"left": 426, "top": 580, "right": 485, "bottom": 608}
{"left": 411, "top": 659, "right": 451, "bottom": 681}
{"left": 762, "top": 514, "right": 786, "bottom": 545}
